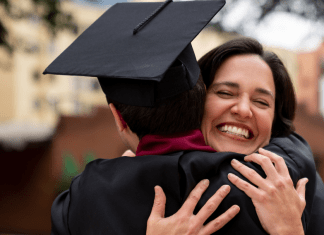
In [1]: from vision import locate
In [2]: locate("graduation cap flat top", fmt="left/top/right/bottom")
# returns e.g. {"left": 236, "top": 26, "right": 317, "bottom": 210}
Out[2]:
{"left": 44, "top": 0, "right": 226, "bottom": 106}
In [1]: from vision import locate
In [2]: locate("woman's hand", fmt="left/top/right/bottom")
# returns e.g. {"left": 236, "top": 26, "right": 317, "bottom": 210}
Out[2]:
{"left": 228, "top": 148, "right": 307, "bottom": 235}
{"left": 146, "top": 179, "right": 240, "bottom": 235}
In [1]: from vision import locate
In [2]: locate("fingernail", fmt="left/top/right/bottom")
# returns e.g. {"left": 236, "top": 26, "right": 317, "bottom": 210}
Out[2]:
{"left": 203, "top": 179, "right": 210, "bottom": 186}
{"left": 233, "top": 205, "right": 240, "bottom": 212}
{"left": 304, "top": 178, "right": 309, "bottom": 184}
{"left": 228, "top": 173, "right": 235, "bottom": 178}
{"left": 231, "top": 159, "right": 238, "bottom": 165}
{"left": 223, "top": 185, "right": 230, "bottom": 193}
{"left": 259, "top": 148, "right": 266, "bottom": 152}
{"left": 154, "top": 186, "right": 159, "bottom": 195}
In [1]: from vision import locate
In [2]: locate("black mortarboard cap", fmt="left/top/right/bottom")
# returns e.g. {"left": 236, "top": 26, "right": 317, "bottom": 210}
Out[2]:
{"left": 43, "top": 0, "right": 225, "bottom": 106}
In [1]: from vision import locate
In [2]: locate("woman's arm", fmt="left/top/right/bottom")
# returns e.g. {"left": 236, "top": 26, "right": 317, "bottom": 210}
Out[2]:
{"left": 146, "top": 148, "right": 307, "bottom": 235}
{"left": 228, "top": 148, "right": 307, "bottom": 235}
{"left": 146, "top": 179, "right": 240, "bottom": 235}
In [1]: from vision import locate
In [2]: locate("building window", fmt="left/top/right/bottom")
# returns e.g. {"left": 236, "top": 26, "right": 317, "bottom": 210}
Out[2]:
{"left": 74, "top": 99, "right": 81, "bottom": 114}
{"left": 25, "top": 43, "right": 40, "bottom": 54}
{"left": 33, "top": 70, "right": 40, "bottom": 82}
{"left": 91, "top": 80, "right": 100, "bottom": 91}
{"left": 48, "top": 40, "right": 56, "bottom": 55}
{"left": 34, "top": 98, "right": 41, "bottom": 110}
{"left": 29, "top": 14, "right": 41, "bottom": 26}
{"left": 48, "top": 97, "right": 59, "bottom": 112}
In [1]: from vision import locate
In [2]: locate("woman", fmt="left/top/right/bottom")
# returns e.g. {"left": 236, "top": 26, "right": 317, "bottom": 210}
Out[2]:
{"left": 146, "top": 37, "right": 319, "bottom": 235}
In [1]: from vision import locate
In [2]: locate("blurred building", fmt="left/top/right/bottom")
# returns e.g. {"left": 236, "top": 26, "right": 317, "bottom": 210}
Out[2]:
{"left": 294, "top": 42, "right": 324, "bottom": 177}
{"left": 0, "top": 0, "right": 108, "bottom": 127}
{"left": 297, "top": 41, "right": 324, "bottom": 115}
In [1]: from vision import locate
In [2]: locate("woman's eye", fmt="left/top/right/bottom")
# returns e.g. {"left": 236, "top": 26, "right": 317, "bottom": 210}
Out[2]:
{"left": 217, "top": 91, "right": 233, "bottom": 96}
{"left": 255, "top": 100, "right": 269, "bottom": 107}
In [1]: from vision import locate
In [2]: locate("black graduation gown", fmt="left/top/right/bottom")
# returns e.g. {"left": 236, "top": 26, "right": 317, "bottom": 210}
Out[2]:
{"left": 51, "top": 133, "right": 324, "bottom": 235}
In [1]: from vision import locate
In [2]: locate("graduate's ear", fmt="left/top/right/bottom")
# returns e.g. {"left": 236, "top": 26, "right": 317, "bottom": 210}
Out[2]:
{"left": 109, "top": 103, "right": 126, "bottom": 132}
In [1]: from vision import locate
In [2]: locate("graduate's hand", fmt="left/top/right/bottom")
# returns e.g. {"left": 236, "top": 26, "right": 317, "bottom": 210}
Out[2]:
{"left": 228, "top": 148, "right": 307, "bottom": 235}
{"left": 146, "top": 179, "right": 240, "bottom": 235}
{"left": 122, "top": 150, "right": 136, "bottom": 157}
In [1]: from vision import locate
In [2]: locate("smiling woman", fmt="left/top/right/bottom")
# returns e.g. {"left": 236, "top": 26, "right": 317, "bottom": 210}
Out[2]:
{"left": 145, "top": 38, "right": 319, "bottom": 235}
{"left": 199, "top": 37, "right": 296, "bottom": 154}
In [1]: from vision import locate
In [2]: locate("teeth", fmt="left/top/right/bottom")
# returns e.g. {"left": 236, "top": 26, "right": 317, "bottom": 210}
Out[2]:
{"left": 218, "top": 125, "right": 250, "bottom": 139}
{"left": 244, "top": 129, "right": 249, "bottom": 137}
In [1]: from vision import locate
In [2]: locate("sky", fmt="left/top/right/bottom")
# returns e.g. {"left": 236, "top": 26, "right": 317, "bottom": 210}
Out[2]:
{"left": 214, "top": 0, "right": 324, "bottom": 52}
{"left": 252, "top": 12, "right": 323, "bottom": 52}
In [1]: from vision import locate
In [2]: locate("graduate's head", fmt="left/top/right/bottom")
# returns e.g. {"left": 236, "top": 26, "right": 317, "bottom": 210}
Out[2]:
{"left": 107, "top": 73, "right": 206, "bottom": 140}
{"left": 198, "top": 37, "right": 296, "bottom": 154}
{"left": 43, "top": 0, "right": 226, "bottom": 150}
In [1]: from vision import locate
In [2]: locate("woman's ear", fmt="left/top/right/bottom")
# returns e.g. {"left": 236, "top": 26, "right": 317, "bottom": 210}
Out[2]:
{"left": 109, "top": 103, "right": 126, "bottom": 132}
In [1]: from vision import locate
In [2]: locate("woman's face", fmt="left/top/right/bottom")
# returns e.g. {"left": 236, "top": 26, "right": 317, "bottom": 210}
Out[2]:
{"left": 201, "top": 54, "right": 276, "bottom": 155}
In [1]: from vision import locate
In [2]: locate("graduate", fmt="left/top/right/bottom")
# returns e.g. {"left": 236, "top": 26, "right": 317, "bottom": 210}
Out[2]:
{"left": 43, "top": 0, "right": 324, "bottom": 234}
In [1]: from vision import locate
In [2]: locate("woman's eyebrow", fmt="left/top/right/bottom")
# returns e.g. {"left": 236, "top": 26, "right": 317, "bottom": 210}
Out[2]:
{"left": 255, "top": 88, "right": 274, "bottom": 99}
{"left": 211, "top": 81, "right": 239, "bottom": 88}
{"left": 211, "top": 82, "right": 274, "bottom": 99}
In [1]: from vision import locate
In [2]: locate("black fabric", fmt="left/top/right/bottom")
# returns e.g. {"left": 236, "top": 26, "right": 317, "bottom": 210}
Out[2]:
{"left": 43, "top": 0, "right": 225, "bottom": 106}
{"left": 97, "top": 45, "right": 197, "bottom": 106}
{"left": 51, "top": 133, "right": 324, "bottom": 235}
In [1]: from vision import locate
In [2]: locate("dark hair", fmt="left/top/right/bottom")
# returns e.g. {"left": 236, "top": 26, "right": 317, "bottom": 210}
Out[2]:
{"left": 198, "top": 37, "right": 296, "bottom": 137}
{"left": 108, "top": 75, "right": 206, "bottom": 139}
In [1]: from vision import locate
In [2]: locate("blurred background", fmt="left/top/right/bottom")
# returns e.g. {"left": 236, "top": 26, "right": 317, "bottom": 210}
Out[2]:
{"left": 0, "top": 0, "right": 324, "bottom": 234}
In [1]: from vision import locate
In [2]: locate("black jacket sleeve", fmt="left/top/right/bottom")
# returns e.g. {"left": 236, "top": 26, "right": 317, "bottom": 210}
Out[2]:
{"left": 51, "top": 188, "right": 72, "bottom": 235}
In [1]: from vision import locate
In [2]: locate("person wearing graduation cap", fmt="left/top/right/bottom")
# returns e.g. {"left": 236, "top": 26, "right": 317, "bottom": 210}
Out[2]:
{"left": 45, "top": 1, "right": 238, "bottom": 234}
{"left": 44, "top": 1, "right": 320, "bottom": 234}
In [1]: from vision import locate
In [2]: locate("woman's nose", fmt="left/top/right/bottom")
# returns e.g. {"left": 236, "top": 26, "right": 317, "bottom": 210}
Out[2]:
{"left": 231, "top": 96, "right": 253, "bottom": 119}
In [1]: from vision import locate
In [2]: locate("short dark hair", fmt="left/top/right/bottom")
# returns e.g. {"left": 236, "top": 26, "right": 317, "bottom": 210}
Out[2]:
{"left": 108, "top": 75, "right": 205, "bottom": 139}
{"left": 198, "top": 37, "right": 296, "bottom": 137}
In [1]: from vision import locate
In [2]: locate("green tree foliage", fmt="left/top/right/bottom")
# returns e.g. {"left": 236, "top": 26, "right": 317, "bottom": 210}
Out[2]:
{"left": 0, "top": 0, "right": 78, "bottom": 53}
{"left": 56, "top": 151, "right": 97, "bottom": 194}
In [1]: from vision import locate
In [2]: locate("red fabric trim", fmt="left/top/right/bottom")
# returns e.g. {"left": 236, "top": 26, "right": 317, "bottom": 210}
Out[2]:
{"left": 136, "top": 129, "right": 216, "bottom": 156}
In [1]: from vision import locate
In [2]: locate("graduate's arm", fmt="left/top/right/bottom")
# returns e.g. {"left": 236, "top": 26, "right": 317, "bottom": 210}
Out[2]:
{"left": 146, "top": 180, "right": 240, "bottom": 235}
{"left": 228, "top": 148, "right": 306, "bottom": 235}
{"left": 51, "top": 190, "right": 71, "bottom": 235}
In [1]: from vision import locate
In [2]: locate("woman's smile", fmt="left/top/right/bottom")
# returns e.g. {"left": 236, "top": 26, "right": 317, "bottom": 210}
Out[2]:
{"left": 216, "top": 123, "right": 253, "bottom": 140}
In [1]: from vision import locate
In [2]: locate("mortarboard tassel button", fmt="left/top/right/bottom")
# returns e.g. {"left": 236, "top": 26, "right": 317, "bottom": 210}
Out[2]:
{"left": 133, "top": 0, "right": 172, "bottom": 35}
